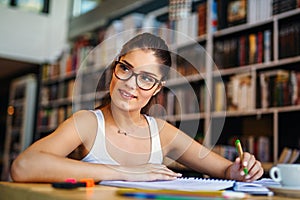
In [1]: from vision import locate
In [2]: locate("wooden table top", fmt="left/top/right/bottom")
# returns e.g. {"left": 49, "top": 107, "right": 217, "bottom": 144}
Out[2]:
{"left": 0, "top": 181, "right": 298, "bottom": 200}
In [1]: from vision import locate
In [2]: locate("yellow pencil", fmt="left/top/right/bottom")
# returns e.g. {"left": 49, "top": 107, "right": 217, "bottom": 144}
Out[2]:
{"left": 117, "top": 188, "right": 248, "bottom": 199}
{"left": 235, "top": 139, "right": 249, "bottom": 175}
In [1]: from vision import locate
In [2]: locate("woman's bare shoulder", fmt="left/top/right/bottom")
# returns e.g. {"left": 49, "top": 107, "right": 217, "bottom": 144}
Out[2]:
{"left": 72, "top": 109, "right": 97, "bottom": 119}
{"left": 62, "top": 110, "right": 99, "bottom": 141}
{"left": 154, "top": 118, "right": 178, "bottom": 135}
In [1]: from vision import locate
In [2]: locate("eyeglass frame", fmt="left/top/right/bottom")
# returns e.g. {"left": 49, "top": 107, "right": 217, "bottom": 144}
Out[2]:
{"left": 113, "top": 60, "right": 162, "bottom": 91}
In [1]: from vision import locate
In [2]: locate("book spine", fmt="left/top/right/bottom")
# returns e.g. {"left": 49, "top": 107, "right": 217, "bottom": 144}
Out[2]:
{"left": 197, "top": 1, "right": 207, "bottom": 36}
{"left": 211, "top": 0, "right": 218, "bottom": 32}
{"left": 263, "top": 30, "right": 272, "bottom": 63}
{"left": 248, "top": 33, "right": 257, "bottom": 65}
{"left": 239, "top": 35, "right": 246, "bottom": 66}
{"left": 257, "top": 31, "right": 263, "bottom": 63}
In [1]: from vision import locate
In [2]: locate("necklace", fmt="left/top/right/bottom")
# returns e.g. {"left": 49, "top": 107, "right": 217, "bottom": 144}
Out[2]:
{"left": 117, "top": 129, "right": 128, "bottom": 136}
{"left": 108, "top": 106, "right": 145, "bottom": 137}
{"left": 108, "top": 104, "right": 150, "bottom": 139}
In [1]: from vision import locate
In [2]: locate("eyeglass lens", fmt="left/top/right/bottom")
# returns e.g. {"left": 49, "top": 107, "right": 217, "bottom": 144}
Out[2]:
{"left": 114, "top": 61, "right": 158, "bottom": 90}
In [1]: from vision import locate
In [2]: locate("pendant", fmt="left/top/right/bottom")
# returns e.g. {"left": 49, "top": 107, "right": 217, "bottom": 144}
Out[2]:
{"left": 117, "top": 130, "right": 127, "bottom": 136}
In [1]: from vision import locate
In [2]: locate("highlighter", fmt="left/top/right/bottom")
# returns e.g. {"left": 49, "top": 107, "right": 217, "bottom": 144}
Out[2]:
{"left": 235, "top": 139, "right": 249, "bottom": 175}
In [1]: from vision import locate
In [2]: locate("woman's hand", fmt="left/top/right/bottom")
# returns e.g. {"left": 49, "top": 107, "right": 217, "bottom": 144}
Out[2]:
{"left": 226, "top": 152, "right": 264, "bottom": 182}
{"left": 116, "top": 164, "right": 182, "bottom": 181}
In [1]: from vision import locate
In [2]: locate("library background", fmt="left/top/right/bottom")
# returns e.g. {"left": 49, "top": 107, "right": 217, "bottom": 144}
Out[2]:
{"left": 1, "top": 0, "right": 300, "bottom": 181}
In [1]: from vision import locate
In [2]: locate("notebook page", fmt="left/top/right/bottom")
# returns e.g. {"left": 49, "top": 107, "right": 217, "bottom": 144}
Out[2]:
{"left": 233, "top": 178, "right": 280, "bottom": 195}
{"left": 100, "top": 177, "right": 235, "bottom": 191}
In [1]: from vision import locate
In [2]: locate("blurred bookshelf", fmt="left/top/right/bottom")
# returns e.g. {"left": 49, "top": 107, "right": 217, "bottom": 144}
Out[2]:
{"left": 2, "top": 74, "right": 37, "bottom": 181}
{"left": 35, "top": 0, "right": 300, "bottom": 173}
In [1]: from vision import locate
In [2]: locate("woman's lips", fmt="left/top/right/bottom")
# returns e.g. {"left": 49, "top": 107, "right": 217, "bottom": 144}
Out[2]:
{"left": 119, "top": 89, "right": 137, "bottom": 99}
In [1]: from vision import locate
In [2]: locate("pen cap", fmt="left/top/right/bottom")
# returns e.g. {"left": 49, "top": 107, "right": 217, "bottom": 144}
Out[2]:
{"left": 235, "top": 139, "right": 241, "bottom": 146}
{"left": 80, "top": 178, "right": 95, "bottom": 187}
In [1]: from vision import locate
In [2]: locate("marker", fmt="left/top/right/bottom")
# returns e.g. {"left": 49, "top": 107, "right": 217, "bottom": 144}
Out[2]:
{"left": 235, "top": 139, "right": 249, "bottom": 175}
{"left": 52, "top": 178, "right": 95, "bottom": 189}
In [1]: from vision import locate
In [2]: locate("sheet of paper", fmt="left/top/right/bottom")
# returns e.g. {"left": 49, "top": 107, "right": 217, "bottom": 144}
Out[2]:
{"left": 100, "top": 177, "right": 235, "bottom": 191}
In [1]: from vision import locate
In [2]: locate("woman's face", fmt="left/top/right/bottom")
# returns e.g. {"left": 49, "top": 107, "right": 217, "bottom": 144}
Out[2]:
{"left": 110, "top": 49, "right": 163, "bottom": 112}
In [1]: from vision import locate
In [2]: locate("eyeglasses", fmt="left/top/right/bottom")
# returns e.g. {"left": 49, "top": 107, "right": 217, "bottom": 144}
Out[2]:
{"left": 113, "top": 61, "right": 161, "bottom": 90}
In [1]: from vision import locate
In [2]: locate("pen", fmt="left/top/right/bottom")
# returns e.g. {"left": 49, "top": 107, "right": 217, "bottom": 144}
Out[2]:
{"left": 235, "top": 139, "right": 249, "bottom": 175}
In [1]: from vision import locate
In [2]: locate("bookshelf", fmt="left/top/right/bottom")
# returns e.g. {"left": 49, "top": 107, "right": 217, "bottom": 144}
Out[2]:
{"left": 2, "top": 74, "right": 37, "bottom": 181}
{"left": 36, "top": 0, "right": 300, "bottom": 170}
{"left": 35, "top": 62, "right": 76, "bottom": 139}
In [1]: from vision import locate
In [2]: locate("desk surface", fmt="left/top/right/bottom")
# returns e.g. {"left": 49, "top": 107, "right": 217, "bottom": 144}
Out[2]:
{"left": 0, "top": 181, "right": 297, "bottom": 200}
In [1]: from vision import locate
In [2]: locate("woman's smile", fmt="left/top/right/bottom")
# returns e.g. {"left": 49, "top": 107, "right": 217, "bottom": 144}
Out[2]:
{"left": 119, "top": 89, "right": 137, "bottom": 100}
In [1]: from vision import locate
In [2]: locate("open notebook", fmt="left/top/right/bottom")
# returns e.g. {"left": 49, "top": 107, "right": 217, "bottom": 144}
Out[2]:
{"left": 100, "top": 177, "right": 235, "bottom": 191}
{"left": 100, "top": 178, "right": 279, "bottom": 196}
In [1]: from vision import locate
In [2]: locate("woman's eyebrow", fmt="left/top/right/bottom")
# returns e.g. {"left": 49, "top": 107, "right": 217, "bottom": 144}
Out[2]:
{"left": 122, "top": 60, "right": 159, "bottom": 78}
{"left": 121, "top": 60, "right": 134, "bottom": 68}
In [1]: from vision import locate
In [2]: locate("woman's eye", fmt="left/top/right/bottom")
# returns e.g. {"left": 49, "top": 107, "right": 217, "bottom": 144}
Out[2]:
{"left": 119, "top": 63, "right": 130, "bottom": 72}
{"left": 140, "top": 74, "right": 155, "bottom": 83}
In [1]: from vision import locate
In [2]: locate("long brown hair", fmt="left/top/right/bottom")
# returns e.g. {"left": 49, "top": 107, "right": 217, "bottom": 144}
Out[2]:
{"left": 96, "top": 32, "right": 172, "bottom": 114}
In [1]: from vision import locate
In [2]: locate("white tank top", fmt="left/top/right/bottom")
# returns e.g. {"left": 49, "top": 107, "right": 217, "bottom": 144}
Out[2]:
{"left": 81, "top": 110, "right": 163, "bottom": 165}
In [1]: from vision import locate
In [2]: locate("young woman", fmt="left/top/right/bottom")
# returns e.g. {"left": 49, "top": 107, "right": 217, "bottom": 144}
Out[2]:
{"left": 11, "top": 32, "right": 263, "bottom": 183}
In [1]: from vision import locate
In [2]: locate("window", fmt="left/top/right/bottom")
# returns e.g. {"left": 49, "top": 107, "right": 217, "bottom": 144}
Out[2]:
{"left": 0, "top": 0, "right": 9, "bottom": 6}
{"left": 72, "top": 0, "right": 101, "bottom": 17}
{"left": 0, "top": 0, "right": 50, "bottom": 14}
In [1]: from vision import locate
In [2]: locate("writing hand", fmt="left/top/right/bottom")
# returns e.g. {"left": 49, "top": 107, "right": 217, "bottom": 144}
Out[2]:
{"left": 228, "top": 152, "right": 264, "bottom": 181}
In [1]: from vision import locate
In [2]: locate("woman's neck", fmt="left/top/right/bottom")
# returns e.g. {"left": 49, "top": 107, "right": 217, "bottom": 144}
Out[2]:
{"left": 111, "top": 104, "right": 143, "bottom": 122}
{"left": 104, "top": 104, "right": 148, "bottom": 136}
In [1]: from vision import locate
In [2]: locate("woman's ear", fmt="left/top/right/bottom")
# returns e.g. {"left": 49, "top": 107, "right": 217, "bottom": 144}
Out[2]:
{"left": 153, "top": 81, "right": 165, "bottom": 96}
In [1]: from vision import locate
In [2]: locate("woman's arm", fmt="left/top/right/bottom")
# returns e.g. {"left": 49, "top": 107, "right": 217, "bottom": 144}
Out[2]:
{"left": 158, "top": 119, "right": 263, "bottom": 181}
{"left": 11, "top": 110, "right": 181, "bottom": 182}
{"left": 10, "top": 110, "right": 110, "bottom": 182}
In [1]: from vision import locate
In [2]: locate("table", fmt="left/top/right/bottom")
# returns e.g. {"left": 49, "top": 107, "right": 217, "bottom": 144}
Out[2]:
{"left": 0, "top": 181, "right": 297, "bottom": 200}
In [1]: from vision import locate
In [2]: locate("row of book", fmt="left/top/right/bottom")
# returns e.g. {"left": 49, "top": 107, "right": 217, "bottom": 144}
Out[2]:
{"left": 37, "top": 97, "right": 106, "bottom": 132}
{"left": 215, "top": 68, "right": 300, "bottom": 112}
{"left": 215, "top": 0, "right": 299, "bottom": 30}
{"left": 213, "top": 135, "right": 271, "bottom": 162}
{"left": 240, "top": 136, "right": 271, "bottom": 162}
{"left": 37, "top": 106, "right": 73, "bottom": 131}
{"left": 248, "top": 0, "right": 272, "bottom": 24}
{"left": 40, "top": 79, "right": 75, "bottom": 106}
{"left": 214, "top": 29, "right": 272, "bottom": 69}
{"left": 278, "top": 147, "right": 300, "bottom": 164}
{"left": 154, "top": 86, "right": 205, "bottom": 117}
{"left": 197, "top": 0, "right": 207, "bottom": 36}
{"left": 259, "top": 69, "right": 300, "bottom": 108}
{"left": 176, "top": 46, "right": 207, "bottom": 76}
{"left": 279, "top": 19, "right": 300, "bottom": 59}
{"left": 156, "top": 71, "right": 258, "bottom": 115}
{"left": 68, "top": 0, "right": 208, "bottom": 74}
{"left": 160, "top": 68, "right": 300, "bottom": 114}
{"left": 204, "top": 68, "right": 300, "bottom": 112}
{"left": 214, "top": 73, "right": 254, "bottom": 112}
{"left": 168, "top": 0, "right": 192, "bottom": 21}
{"left": 49, "top": 1, "right": 300, "bottom": 83}
{"left": 227, "top": 73, "right": 254, "bottom": 111}
{"left": 44, "top": 1, "right": 299, "bottom": 82}
{"left": 212, "top": 145, "right": 237, "bottom": 161}
{"left": 41, "top": 53, "right": 76, "bottom": 81}
{"left": 216, "top": 0, "right": 271, "bottom": 30}
{"left": 236, "top": 135, "right": 271, "bottom": 162}
{"left": 272, "top": 0, "right": 300, "bottom": 15}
